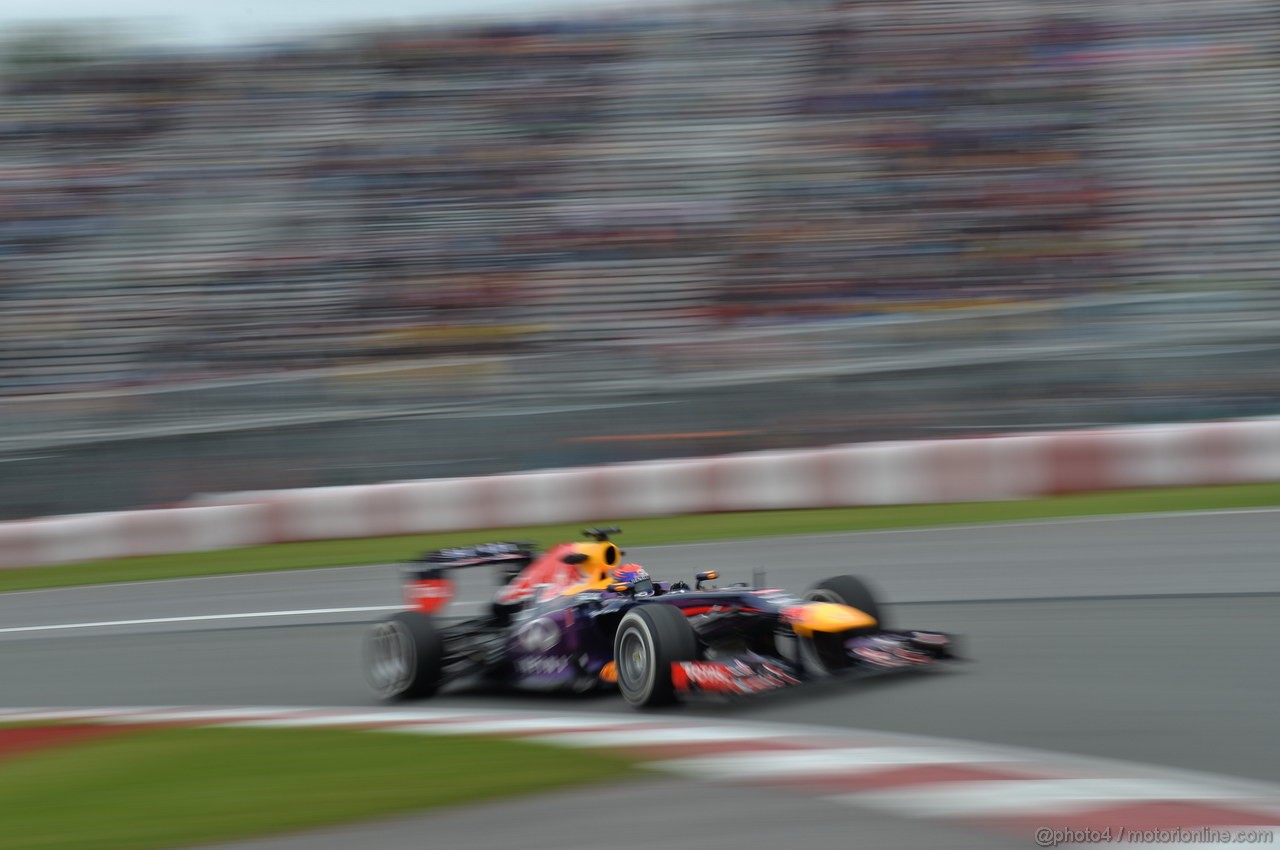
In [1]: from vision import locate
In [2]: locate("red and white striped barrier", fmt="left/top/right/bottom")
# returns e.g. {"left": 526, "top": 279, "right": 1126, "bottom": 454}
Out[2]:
{"left": 2, "top": 706, "right": 1278, "bottom": 846}
{"left": 2, "top": 417, "right": 1279, "bottom": 569}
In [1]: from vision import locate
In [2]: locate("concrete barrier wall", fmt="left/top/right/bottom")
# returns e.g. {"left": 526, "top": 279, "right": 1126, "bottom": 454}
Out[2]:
{"left": 2, "top": 417, "right": 1278, "bottom": 569}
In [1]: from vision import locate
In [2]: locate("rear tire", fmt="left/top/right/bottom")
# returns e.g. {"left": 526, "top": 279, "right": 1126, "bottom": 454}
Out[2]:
{"left": 614, "top": 605, "right": 698, "bottom": 708}
{"left": 363, "top": 611, "right": 444, "bottom": 700}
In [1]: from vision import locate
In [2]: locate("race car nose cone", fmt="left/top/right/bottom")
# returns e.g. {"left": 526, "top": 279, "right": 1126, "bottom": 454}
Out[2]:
{"left": 785, "top": 602, "right": 877, "bottom": 636}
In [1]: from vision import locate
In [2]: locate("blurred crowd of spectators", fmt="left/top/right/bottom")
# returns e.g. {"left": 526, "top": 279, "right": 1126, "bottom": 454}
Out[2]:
{"left": 0, "top": 0, "right": 1275, "bottom": 394}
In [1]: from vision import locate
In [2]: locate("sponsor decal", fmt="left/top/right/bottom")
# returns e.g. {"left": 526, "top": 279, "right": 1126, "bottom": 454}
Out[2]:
{"left": 516, "top": 617, "right": 561, "bottom": 652}
{"left": 894, "top": 648, "right": 931, "bottom": 664}
{"left": 848, "top": 635, "right": 935, "bottom": 667}
{"left": 673, "top": 661, "right": 799, "bottom": 695}
{"left": 678, "top": 662, "right": 737, "bottom": 691}
{"left": 852, "top": 646, "right": 904, "bottom": 666}
{"left": 515, "top": 656, "right": 571, "bottom": 676}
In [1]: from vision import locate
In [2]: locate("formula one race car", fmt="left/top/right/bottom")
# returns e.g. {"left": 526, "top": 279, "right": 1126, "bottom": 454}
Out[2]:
{"left": 363, "top": 528, "right": 956, "bottom": 708}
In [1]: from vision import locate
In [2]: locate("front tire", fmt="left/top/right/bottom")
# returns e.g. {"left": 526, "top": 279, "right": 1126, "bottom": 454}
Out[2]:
{"left": 614, "top": 605, "right": 699, "bottom": 708}
{"left": 363, "top": 611, "right": 444, "bottom": 700}
{"left": 804, "top": 574, "right": 886, "bottom": 630}
{"left": 802, "top": 574, "right": 886, "bottom": 674}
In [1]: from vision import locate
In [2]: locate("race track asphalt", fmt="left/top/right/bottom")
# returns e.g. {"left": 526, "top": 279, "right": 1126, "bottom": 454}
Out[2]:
{"left": 191, "top": 777, "right": 1027, "bottom": 850}
{"left": 2, "top": 509, "right": 1276, "bottom": 785}
{"left": 3, "top": 508, "right": 1278, "bottom": 637}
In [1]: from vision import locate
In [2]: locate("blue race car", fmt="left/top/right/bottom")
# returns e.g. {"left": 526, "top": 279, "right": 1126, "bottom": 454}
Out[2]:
{"left": 363, "top": 528, "right": 957, "bottom": 708}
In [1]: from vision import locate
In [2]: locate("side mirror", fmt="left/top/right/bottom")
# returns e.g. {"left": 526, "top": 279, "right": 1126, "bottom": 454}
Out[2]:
{"left": 695, "top": 570, "right": 718, "bottom": 590}
{"left": 609, "top": 582, "right": 633, "bottom": 595}
{"left": 563, "top": 553, "right": 588, "bottom": 565}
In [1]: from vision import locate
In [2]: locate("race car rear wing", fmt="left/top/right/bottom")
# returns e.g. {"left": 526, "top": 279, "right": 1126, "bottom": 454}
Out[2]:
{"left": 403, "top": 542, "right": 537, "bottom": 614}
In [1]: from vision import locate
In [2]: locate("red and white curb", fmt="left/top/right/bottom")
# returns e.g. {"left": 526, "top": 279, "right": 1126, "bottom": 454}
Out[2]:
{"left": 3, "top": 706, "right": 1278, "bottom": 847}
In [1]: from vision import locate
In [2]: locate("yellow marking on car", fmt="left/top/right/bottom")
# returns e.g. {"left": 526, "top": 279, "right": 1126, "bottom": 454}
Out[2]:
{"left": 787, "top": 603, "right": 877, "bottom": 636}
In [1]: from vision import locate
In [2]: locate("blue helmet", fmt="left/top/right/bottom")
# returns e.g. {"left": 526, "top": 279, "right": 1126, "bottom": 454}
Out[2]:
{"left": 611, "top": 564, "right": 653, "bottom": 595}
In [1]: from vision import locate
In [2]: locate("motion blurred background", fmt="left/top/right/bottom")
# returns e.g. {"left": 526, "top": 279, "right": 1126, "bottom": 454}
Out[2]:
{"left": 1, "top": 0, "right": 1277, "bottom": 520}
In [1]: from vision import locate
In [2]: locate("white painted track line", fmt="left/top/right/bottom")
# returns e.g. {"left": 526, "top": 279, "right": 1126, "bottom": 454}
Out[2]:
{"left": 537, "top": 726, "right": 792, "bottom": 748}
{"left": 0, "top": 605, "right": 403, "bottom": 634}
{"left": 660, "top": 747, "right": 1022, "bottom": 780}
{"left": 848, "top": 778, "right": 1241, "bottom": 818}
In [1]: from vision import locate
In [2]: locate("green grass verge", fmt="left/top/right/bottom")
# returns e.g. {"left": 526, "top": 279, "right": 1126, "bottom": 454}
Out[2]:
{"left": 4, "top": 482, "right": 1279, "bottom": 594}
{"left": 0, "top": 725, "right": 636, "bottom": 850}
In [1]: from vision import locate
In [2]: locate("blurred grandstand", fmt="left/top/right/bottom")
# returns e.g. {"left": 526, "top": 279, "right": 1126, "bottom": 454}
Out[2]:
{"left": 0, "top": 0, "right": 1277, "bottom": 517}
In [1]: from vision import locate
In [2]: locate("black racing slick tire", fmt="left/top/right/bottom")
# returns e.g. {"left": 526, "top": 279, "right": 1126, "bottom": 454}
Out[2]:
{"left": 801, "top": 575, "right": 886, "bottom": 674}
{"left": 614, "top": 605, "right": 699, "bottom": 708}
{"left": 803, "top": 574, "right": 887, "bottom": 631}
{"left": 363, "top": 611, "right": 445, "bottom": 700}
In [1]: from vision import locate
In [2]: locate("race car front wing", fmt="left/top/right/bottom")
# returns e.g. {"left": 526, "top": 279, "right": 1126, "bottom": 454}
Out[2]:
{"left": 672, "top": 630, "right": 956, "bottom": 697}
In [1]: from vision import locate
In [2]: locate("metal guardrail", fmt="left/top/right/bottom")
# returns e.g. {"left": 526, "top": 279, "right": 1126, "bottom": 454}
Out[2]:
{"left": 4, "top": 290, "right": 1279, "bottom": 452}
{"left": 2, "top": 291, "right": 1279, "bottom": 519}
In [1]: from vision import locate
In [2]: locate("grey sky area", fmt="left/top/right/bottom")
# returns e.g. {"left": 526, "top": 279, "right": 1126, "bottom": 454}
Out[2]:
{"left": 0, "top": 0, "right": 665, "bottom": 47}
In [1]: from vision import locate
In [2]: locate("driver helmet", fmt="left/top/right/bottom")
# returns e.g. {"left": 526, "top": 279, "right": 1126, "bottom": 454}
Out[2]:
{"left": 611, "top": 563, "right": 653, "bottom": 595}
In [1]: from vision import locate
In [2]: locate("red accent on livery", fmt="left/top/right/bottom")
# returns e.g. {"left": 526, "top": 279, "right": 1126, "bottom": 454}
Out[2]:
{"left": 680, "top": 605, "right": 765, "bottom": 617}
{"left": 495, "top": 543, "right": 584, "bottom": 605}
{"left": 671, "top": 661, "right": 691, "bottom": 691}
{"left": 672, "top": 661, "right": 800, "bottom": 695}
{"left": 405, "top": 577, "right": 455, "bottom": 614}
{"left": 781, "top": 606, "right": 808, "bottom": 625}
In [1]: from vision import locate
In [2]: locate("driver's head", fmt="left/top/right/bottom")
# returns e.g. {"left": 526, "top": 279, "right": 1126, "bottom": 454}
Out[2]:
{"left": 611, "top": 564, "right": 649, "bottom": 584}
{"left": 611, "top": 563, "right": 654, "bottom": 596}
